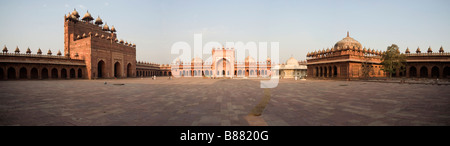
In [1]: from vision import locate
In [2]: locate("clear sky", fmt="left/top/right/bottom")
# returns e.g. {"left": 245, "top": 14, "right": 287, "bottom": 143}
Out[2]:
{"left": 0, "top": 0, "right": 449, "bottom": 64}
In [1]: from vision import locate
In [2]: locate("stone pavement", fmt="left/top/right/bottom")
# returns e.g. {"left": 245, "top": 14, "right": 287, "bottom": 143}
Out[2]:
{"left": 0, "top": 78, "right": 449, "bottom": 126}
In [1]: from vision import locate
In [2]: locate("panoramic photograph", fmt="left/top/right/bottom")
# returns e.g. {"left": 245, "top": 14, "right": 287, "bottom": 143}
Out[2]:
{"left": 0, "top": 0, "right": 449, "bottom": 128}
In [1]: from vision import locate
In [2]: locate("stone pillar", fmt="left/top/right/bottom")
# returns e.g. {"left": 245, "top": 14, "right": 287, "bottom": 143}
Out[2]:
{"left": 439, "top": 66, "right": 444, "bottom": 79}
{"left": 2, "top": 68, "right": 7, "bottom": 80}
{"left": 417, "top": 67, "right": 421, "bottom": 78}
{"left": 27, "top": 67, "right": 31, "bottom": 79}
{"left": 319, "top": 67, "right": 322, "bottom": 77}
{"left": 406, "top": 66, "right": 410, "bottom": 78}
{"left": 331, "top": 67, "right": 335, "bottom": 78}
{"left": 337, "top": 66, "right": 340, "bottom": 78}
{"left": 428, "top": 66, "right": 432, "bottom": 78}
{"left": 15, "top": 67, "right": 20, "bottom": 79}
{"left": 57, "top": 68, "right": 61, "bottom": 79}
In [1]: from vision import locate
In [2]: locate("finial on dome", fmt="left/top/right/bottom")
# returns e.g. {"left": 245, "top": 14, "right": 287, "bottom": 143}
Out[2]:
{"left": 347, "top": 31, "right": 349, "bottom": 37}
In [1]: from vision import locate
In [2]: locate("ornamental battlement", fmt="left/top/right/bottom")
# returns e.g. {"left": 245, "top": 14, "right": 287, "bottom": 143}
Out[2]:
{"left": 403, "top": 46, "right": 448, "bottom": 56}
{"left": 1, "top": 45, "right": 83, "bottom": 60}
{"left": 306, "top": 32, "right": 382, "bottom": 60}
{"left": 64, "top": 9, "right": 136, "bottom": 54}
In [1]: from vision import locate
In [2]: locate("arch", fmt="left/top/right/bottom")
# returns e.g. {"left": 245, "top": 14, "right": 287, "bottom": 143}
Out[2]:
{"left": 114, "top": 62, "right": 121, "bottom": 78}
{"left": 238, "top": 70, "right": 242, "bottom": 76}
{"left": 7, "top": 67, "right": 16, "bottom": 79}
{"left": 420, "top": 66, "right": 428, "bottom": 78}
{"left": 61, "top": 68, "right": 67, "bottom": 79}
{"left": 19, "top": 67, "right": 27, "bottom": 79}
{"left": 127, "top": 63, "right": 132, "bottom": 77}
{"left": 78, "top": 68, "right": 83, "bottom": 78}
{"left": 444, "top": 67, "right": 450, "bottom": 78}
{"left": 51, "top": 68, "right": 58, "bottom": 79}
{"left": 250, "top": 70, "right": 254, "bottom": 76}
{"left": 205, "top": 70, "right": 209, "bottom": 76}
{"left": 42, "top": 68, "right": 49, "bottom": 79}
{"left": 69, "top": 68, "right": 75, "bottom": 78}
{"left": 98, "top": 60, "right": 105, "bottom": 78}
{"left": 194, "top": 70, "right": 197, "bottom": 76}
{"left": 234, "top": 70, "right": 237, "bottom": 76}
{"left": 409, "top": 66, "right": 417, "bottom": 77}
{"left": 431, "top": 66, "right": 439, "bottom": 78}
{"left": 265, "top": 70, "right": 268, "bottom": 76}
{"left": 31, "top": 68, "right": 38, "bottom": 79}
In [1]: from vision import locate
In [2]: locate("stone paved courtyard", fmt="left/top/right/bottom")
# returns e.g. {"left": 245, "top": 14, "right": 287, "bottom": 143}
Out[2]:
{"left": 0, "top": 78, "right": 449, "bottom": 126}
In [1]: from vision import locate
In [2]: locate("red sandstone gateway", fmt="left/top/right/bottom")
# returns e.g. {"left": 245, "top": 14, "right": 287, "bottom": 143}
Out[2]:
{"left": 0, "top": 9, "right": 171, "bottom": 80}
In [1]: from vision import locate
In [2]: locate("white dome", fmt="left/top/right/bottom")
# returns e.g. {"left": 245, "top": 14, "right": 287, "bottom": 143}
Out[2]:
{"left": 286, "top": 57, "right": 299, "bottom": 66}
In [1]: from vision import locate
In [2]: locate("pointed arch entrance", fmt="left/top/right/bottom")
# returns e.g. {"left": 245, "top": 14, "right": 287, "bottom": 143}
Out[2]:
{"left": 98, "top": 60, "right": 105, "bottom": 78}
{"left": 127, "top": 63, "right": 132, "bottom": 77}
{"left": 114, "top": 62, "right": 122, "bottom": 78}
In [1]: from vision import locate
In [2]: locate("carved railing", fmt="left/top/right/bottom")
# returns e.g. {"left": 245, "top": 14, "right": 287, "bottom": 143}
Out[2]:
{"left": 0, "top": 52, "right": 83, "bottom": 60}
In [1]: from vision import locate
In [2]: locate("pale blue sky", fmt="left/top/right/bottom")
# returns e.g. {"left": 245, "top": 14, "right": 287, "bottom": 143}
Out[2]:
{"left": 0, "top": 0, "right": 449, "bottom": 64}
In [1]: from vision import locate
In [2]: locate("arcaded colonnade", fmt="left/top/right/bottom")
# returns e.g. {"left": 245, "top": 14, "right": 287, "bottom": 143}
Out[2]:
{"left": 136, "top": 61, "right": 171, "bottom": 77}
{"left": 0, "top": 64, "right": 85, "bottom": 80}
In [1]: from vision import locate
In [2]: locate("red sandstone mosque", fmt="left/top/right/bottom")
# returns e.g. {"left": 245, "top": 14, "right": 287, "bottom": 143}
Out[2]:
{"left": 0, "top": 10, "right": 449, "bottom": 80}
{"left": 307, "top": 32, "right": 450, "bottom": 79}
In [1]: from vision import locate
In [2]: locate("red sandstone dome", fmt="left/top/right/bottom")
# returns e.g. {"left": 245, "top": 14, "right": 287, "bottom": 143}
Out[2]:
{"left": 102, "top": 23, "right": 110, "bottom": 31}
{"left": 82, "top": 11, "right": 94, "bottom": 22}
{"left": 110, "top": 25, "right": 116, "bottom": 33}
{"left": 334, "top": 31, "right": 362, "bottom": 50}
{"left": 95, "top": 16, "right": 103, "bottom": 25}
{"left": 71, "top": 9, "right": 80, "bottom": 18}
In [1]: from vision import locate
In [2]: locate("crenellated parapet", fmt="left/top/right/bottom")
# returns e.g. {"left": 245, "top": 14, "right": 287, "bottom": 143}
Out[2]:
{"left": 306, "top": 46, "right": 383, "bottom": 60}
{"left": 1, "top": 45, "right": 82, "bottom": 60}
{"left": 404, "top": 46, "right": 449, "bottom": 56}
{"left": 65, "top": 9, "right": 136, "bottom": 52}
